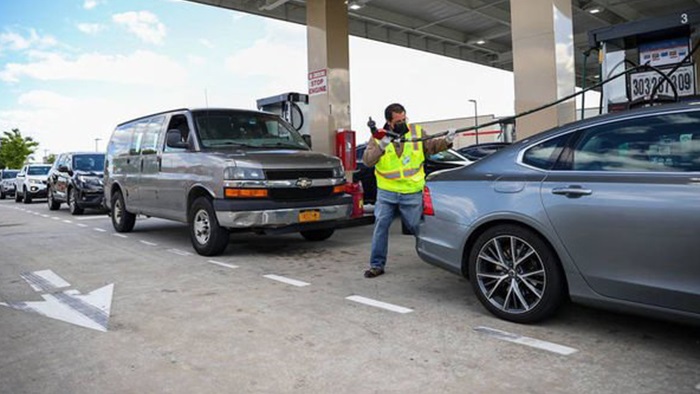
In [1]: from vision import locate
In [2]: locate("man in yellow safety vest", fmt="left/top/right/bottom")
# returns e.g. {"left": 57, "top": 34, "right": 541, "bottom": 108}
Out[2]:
{"left": 362, "top": 103, "right": 456, "bottom": 278}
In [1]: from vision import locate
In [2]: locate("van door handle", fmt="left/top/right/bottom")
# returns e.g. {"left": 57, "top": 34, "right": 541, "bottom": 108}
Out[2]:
{"left": 552, "top": 186, "right": 592, "bottom": 197}
{"left": 157, "top": 157, "right": 162, "bottom": 171}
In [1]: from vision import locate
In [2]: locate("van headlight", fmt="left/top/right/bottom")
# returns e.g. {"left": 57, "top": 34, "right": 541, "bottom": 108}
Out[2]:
{"left": 224, "top": 167, "right": 265, "bottom": 180}
{"left": 332, "top": 166, "right": 345, "bottom": 178}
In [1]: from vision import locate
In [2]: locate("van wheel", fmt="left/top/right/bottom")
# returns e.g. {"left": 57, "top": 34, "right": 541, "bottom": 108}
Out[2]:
{"left": 47, "top": 188, "right": 60, "bottom": 210}
{"left": 23, "top": 187, "right": 32, "bottom": 204}
{"left": 189, "top": 197, "right": 229, "bottom": 256}
{"left": 300, "top": 229, "right": 335, "bottom": 242}
{"left": 69, "top": 188, "right": 84, "bottom": 215}
{"left": 111, "top": 190, "right": 135, "bottom": 232}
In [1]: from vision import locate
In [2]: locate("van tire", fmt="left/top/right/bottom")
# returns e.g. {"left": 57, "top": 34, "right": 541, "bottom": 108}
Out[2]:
{"left": 189, "top": 197, "right": 229, "bottom": 256}
{"left": 111, "top": 190, "right": 135, "bottom": 232}
{"left": 300, "top": 229, "right": 335, "bottom": 242}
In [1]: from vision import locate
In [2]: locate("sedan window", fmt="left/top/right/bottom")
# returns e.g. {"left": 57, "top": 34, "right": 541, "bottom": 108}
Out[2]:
{"left": 522, "top": 133, "right": 570, "bottom": 170}
{"left": 572, "top": 111, "right": 700, "bottom": 172}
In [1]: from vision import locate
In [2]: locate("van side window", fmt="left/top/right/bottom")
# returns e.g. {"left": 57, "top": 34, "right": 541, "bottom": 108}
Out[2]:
{"left": 109, "top": 123, "right": 134, "bottom": 158}
{"left": 130, "top": 120, "right": 149, "bottom": 155}
{"left": 164, "top": 114, "right": 190, "bottom": 152}
{"left": 142, "top": 116, "right": 165, "bottom": 155}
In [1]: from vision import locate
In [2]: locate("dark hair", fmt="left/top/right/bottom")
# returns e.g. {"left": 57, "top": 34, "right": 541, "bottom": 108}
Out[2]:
{"left": 384, "top": 103, "right": 406, "bottom": 121}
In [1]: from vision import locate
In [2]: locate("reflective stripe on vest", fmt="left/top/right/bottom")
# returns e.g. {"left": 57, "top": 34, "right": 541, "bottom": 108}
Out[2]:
{"left": 374, "top": 124, "right": 425, "bottom": 194}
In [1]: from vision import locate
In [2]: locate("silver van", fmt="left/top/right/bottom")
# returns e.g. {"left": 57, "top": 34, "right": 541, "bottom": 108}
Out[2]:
{"left": 104, "top": 108, "right": 351, "bottom": 256}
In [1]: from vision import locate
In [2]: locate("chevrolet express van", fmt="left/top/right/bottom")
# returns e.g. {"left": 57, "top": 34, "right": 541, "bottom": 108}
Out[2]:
{"left": 104, "top": 108, "right": 351, "bottom": 256}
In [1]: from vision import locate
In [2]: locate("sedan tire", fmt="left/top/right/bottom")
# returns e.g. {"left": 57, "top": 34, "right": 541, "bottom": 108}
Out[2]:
{"left": 468, "top": 225, "right": 565, "bottom": 324}
{"left": 23, "top": 187, "right": 32, "bottom": 204}
{"left": 189, "top": 197, "right": 229, "bottom": 256}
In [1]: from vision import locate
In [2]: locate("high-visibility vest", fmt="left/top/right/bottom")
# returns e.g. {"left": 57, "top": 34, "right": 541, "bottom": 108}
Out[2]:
{"left": 374, "top": 124, "right": 425, "bottom": 194}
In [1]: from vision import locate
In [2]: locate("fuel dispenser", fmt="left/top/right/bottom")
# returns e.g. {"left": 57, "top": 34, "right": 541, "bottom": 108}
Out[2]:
{"left": 335, "top": 129, "right": 364, "bottom": 218}
{"left": 588, "top": 9, "right": 700, "bottom": 114}
{"left": 256, "top": 92, "right": 312, "bottom": 147}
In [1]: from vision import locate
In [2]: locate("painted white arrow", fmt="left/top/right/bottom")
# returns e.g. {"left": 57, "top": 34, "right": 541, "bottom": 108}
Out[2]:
{"left": 0, "top": 270, "right": 114, "bottom": 332}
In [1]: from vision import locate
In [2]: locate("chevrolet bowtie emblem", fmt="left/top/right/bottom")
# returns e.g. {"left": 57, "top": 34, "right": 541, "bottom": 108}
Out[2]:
{"left": 296, "top": 178, "right": 312, "bottom": 189}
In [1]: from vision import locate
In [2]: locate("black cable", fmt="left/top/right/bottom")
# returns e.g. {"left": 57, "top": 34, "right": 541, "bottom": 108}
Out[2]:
{"left": 399, "top": 62, "right": 652, "bottom": 143}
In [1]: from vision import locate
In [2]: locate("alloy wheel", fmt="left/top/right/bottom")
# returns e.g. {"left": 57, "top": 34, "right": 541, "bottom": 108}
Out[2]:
{"left": 475, "top": 235, "right": 546, "bottom": 315}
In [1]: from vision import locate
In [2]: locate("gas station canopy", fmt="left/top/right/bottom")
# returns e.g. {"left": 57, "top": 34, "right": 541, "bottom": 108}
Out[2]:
{"left": 187, "top": 0, "right": 700, "bottom": 85}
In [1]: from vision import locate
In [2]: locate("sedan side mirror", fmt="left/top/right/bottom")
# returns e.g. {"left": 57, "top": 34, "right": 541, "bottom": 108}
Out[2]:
{"left": 166, "top": 129, "right": 189, "bottom": 149}
{"left": 16, "top": 173, "right": 25, "bottom": 178}
{"left": 58, "top": 164, "right": 69, "bottom": 173}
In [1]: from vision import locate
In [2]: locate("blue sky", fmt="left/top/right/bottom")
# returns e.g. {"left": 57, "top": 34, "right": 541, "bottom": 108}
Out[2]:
{"left": 0, "top": 0, "right": 530, "bottom": 157}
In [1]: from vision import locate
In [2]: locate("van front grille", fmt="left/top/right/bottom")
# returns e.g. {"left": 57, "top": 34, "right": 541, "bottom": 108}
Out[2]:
{"left": 265, "top": 169, "right": 333, "bottom": 180}
{"left": 268, "top": 186, "right": 333, "bottom": 201}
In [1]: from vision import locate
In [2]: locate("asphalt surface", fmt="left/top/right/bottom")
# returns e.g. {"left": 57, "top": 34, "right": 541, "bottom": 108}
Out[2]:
{"left": 0, "top": 198, "right": 699, "bottom": 394}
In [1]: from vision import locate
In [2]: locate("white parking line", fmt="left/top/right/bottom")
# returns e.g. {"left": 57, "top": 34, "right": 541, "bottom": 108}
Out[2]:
{"left": 208, "top": 260, "right": 238, "bottom": 269}
{"left": 113, "top": 234, "right": 128, "bottom": 239}
{"left": 167, "top": 248, "right": 192, "bottom": 256}
{"left": 93, "top": 228, "right": 107, "bottom": 233}
{"left": 63, "top": 220, "right": 73, "bottom": 224}
{"left": 51, "top": 217, "right": 60, "bottom": 220}
{"left": 41, "top": 214, "right": 49, "bottom": 218}
{"left": 263, "top": 274, "right": 310, "bottom": 287}
{"left": 77, "top": 223, "right": 88, "bottom": 228}
{"left": 76, "top": 216, "right": 108, "bottom": 221}
{"left": 140, "top": 240, "right": 157, "bottom": 246}
{"left": 473, "top": 326, "right": 578, "bottom": 356}
{"left": 346, "top": 295, "right": 413, "bottom": 314}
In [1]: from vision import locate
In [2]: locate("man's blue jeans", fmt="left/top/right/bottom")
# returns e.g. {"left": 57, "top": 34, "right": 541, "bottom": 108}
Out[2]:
{"left": 369, "top": 189, "right": 423, "bottom": 270}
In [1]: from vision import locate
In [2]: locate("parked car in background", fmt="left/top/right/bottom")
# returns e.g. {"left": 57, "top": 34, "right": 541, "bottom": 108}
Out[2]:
{"left": 47, "top": 152, "right": 106, "bottom": 215}
{"left": 354, "top": 143, "right": 473, "bottom": 204}
{"left": 417, "top": 102, "right": 700, "bottom": 325}
{"left": 104, "top": 108, "right": 350, "bottom": 256}
{"left": 0, "top": 169, "right": 19, "bottom": 199}
{"left": 14, "top": 164, "right": 51, "bottom": 204}
{"left": 456, "top": 142, "right": 511, "bottom": 161}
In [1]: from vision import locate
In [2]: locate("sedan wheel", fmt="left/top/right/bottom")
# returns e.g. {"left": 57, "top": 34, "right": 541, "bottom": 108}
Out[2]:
{"left": 48, "top": 188, "right": 60, "bottom": 210}
{"left": 469, "top": 225, "right": 564, "bottom": 323}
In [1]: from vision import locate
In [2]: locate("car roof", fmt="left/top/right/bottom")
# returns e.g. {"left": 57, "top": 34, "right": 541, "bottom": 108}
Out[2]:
{"left": 117, "top": 108, "right": 277, "bottom": 127}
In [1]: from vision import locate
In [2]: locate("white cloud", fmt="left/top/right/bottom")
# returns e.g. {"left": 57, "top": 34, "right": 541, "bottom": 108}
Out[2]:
{"left": 187, "top": 55, "right": 206, "bottom": 66}
{"left": 112, "top": 11, "right": 166, "bottom": 45}
{"left": 0, "top": 29, "right": 57, "bottom": 52}
{"left": 83, "top": 0, "right": 102, "bottom": 10}
{"left": 77, "top": 23, "right": 105, "bottom": 35}
{"left": 199, "top": 38, "right": 214, "bottom": 49}
{"left": 17, "top": 90, "right": 76, "bottom": 109}
{"left": 0, "top": 50, "right": 187, "bottom": 86}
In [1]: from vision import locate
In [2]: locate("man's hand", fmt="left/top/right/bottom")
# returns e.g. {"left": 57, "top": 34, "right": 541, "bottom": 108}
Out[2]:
{"left": 445, "top": 128, "right": 457, "bottom": 144}
{"left": 378, "top": 136, "right": 393, "bottom": 150}
{"left": 372, "top": 128, "right": 388, "bottom": 140}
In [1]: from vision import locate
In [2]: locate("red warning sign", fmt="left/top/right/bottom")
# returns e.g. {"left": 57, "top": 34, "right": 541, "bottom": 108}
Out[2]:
{"left": 308, "top": 69, "right": 328, "bottom": 96}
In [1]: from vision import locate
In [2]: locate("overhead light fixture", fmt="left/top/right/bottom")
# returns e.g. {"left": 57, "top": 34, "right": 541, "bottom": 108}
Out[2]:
{"left": 588, "top": 7, "right": 602, "bottom": 14}
{"left": 476, "top": 40, "right": 486, "bottom": 45}
{"left": 347, "top": 1, "right": 363, "bottom": 10}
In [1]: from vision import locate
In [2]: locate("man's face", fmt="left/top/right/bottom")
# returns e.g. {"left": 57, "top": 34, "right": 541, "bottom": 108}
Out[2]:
{"left": 390, "top": 111, "right": 407, "bottom": 128}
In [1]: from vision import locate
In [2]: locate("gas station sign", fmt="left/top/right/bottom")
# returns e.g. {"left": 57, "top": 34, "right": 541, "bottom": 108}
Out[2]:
{"left": 629, "top": 64, "right": 696, "bottom": 101}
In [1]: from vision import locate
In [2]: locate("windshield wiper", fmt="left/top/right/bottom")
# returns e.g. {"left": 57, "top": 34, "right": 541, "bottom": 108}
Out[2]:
{"left": 207, "top": 141, "right": 260, "bottom": 149}
{"left": 260, "top": 141, "right": 306, "bottom": 149}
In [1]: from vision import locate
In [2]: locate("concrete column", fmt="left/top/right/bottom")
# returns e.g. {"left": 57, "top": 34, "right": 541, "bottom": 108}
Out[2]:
{"left": 306, "top": 0, "right": 351, "bottom": 156}
{"left": 511, "top": 0, "right": 576, "bottom": 139}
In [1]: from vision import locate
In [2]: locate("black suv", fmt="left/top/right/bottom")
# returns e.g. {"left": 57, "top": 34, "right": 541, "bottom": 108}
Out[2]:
{"left": 47, "top": 152, "right": 106, "bottom": 214}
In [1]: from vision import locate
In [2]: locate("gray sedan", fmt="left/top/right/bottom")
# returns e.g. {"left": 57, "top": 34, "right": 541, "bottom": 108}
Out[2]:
{"left": 417, "top": 102, "right": 700, "bottom": 324}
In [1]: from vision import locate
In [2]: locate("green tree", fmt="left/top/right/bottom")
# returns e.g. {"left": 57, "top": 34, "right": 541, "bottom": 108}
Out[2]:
{"left": 0, "top": 129, "right": 39, "bottom": 169}
{"left": 45, "top": 153, "right": 57, "bottom": 164}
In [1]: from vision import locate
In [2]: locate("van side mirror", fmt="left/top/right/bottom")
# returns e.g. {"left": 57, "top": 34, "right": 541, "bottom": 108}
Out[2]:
{"left": 166, "top": 129, "right": 189, "bottom": 149}
{"left": 302, "top": 134, "right": 312, "bottom": 149}
{"left": 58, "top": 164, "right": 69, "bottom": 173}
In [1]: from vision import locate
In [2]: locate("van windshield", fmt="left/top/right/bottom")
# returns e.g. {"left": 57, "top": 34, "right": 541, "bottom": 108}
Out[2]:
{"left": 193, "top": 111, "right": 309, "bottom": 150}
{"left": 73, "top": 154, "right": 105, "bottom": 172}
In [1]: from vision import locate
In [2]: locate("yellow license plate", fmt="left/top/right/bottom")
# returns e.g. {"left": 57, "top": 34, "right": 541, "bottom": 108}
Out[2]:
{"left": 299, "top": 210, "right": 321, "bottom": 222}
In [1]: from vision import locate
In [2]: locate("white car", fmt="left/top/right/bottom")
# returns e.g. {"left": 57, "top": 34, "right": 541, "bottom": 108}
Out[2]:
{"left": 0, "top": 169, "right": 20, "bottom": 199}
{"left": 14, "top": 164, "right": 51, "bottom": 204}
